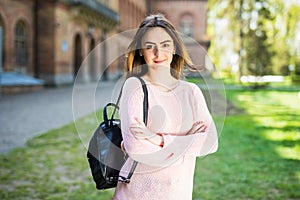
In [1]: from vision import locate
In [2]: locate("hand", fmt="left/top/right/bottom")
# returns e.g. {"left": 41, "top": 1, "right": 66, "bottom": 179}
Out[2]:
{"left": 120, "top": 141, "right": 126, "bottom": 156}
{"left": 130, "top": 118, "right": 164, "bottom": 147}
{"left": 130, "top": 118, "right": 155, "bottom": 139}
{"left": 186, "top": 121, "right": 207, "bottom": 135}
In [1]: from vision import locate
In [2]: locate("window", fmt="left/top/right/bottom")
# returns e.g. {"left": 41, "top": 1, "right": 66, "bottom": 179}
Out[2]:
{"left": 180, "top": 14, "right": 194, "bottom": 37}
{"left": 0, "top": 16, "right": 4, "bottom": 65}
{"left": 14, "top": 21, "right": 27, "bottom": 66}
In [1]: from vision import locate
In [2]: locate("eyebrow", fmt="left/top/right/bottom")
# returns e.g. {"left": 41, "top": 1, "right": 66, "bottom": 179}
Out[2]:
{"left": 144, "top": 40, "right": 172, "bottom": 45}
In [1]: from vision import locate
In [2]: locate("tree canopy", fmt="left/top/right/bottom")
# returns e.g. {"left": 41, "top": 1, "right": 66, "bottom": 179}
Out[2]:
{"left": 207, "top": 0, "right": 300, "bottom": 78}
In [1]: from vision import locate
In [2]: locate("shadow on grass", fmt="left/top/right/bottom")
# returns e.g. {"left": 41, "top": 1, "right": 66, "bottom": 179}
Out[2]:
{"left": 193, "top": 89, "right": 300, "bottom": 199}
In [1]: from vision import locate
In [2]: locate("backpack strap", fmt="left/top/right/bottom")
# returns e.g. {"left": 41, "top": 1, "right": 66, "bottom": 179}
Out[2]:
{"left": 115, "top": 76, "right": 149, "bottom": 183}
{"left": 137, "top": 77, "right": 148, "bottom": 125}
{"left": 111, "top": 76, "right": 148, "bottom": 122}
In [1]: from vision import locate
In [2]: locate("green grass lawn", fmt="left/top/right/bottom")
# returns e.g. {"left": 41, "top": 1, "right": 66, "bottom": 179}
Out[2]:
{"left": 194, "top": 89, "right": 300, "bottom": 200}
{"left": 0, "top": 86, "right": 299, "bottom": 199}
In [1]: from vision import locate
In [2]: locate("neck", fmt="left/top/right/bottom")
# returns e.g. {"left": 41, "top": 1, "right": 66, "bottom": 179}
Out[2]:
{"left": 144, "top": 65, "right": 178, "bottom": 89}
{"left": 147, "top": 65, "right": 173, "bottom": 82}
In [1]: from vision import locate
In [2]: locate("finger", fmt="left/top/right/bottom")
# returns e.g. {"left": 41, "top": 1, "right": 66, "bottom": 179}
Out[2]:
{"left": 130, "top": 124, "right": 142, "bottom": 129}
{"left": 133, "top": 133, "right": 149, "bottom": 139}
{"left": 198, "top": 123, "right": 206, "bottom": 128}
{"left": 130, "top": 127, "right": 144, "bottom": 133}
{"left": 187, "top": 126, "right": 196, "bottom": 135}
{"left": 197, "top": 126, "right": 206, "bottom": 132}
{"left": 193, "top": 123, "right": 202, "bottom": 130}
{"left": 121, "top": 142, "right": 127, "bottom": 155}
{"left": 196, "top": 124, "right": 207, "bottom": 132}
{"left": 189, "top": 123, "right": 205, "bottom": 134}
{"left": 194, "top": 121, "right": 205, "bottom": 128}
{"left": 195, "top": 121, "right": 203, "bottom": 125}
{"left": 130, "top": 121, "right": 145, "bottom": 128}
{"left": 135, "top": 117, "right": 146, "bottom": 126}
{"left": 192, "top": 121, "right": 202, "bottom": 130}
{"left": 135, "top": 117, "right": 142, "bottom": 124}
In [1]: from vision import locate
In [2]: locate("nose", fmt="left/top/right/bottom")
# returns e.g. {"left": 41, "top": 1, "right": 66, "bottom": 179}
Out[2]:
{"left": 153, "top": 46, "right": 161, "bottom": 57}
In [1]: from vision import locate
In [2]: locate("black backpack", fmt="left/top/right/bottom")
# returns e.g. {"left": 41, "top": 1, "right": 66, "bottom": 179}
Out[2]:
{"left": 87, "top": 77, "right": 148, "bottom": 190}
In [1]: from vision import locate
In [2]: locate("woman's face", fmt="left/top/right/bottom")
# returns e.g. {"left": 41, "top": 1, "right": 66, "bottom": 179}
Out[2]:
{"left": 140, "top": 27, "right": 175, "bottom": 68}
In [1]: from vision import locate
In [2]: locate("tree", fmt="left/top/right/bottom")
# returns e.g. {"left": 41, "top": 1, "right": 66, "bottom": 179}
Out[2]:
{"left": 207, "top": 0, "right": 300, "bottom": 80}
{"left": 268, "top": 0, "right": 300, "bottom": 76}
{"left": 241, "top": 0, "right": 274, "bottom": 76}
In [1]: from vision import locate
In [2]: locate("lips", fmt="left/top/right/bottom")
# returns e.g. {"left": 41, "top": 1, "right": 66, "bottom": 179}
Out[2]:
{"left": 154, "top": 60, "right": 166, "bottom": 64}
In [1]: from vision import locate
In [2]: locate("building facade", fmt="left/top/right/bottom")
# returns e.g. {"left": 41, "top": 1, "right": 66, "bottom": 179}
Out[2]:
{"left": 149, "top": 0, "right": 210, "bottom": 71}
{"left": 0, "top": 0, "right": 120, "bottom": 88}
{"left": 0, "top": 0, "right": 209, "bottom": 93}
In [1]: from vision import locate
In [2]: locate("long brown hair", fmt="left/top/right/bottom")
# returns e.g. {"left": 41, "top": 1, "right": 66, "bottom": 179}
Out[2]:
{"left": 125, "top": 14, "right": 193, "bottom": 79}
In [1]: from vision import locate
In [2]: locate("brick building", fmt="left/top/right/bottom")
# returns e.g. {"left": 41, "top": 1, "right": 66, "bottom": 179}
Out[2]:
{"left": 0, "top": 0, "right": 120, "bottom": 88}
{"left": 0, "top": 0, "right": 209, "bottom": 93}
{"left": 149, "top": 0, "right": 210, "bottom": 71}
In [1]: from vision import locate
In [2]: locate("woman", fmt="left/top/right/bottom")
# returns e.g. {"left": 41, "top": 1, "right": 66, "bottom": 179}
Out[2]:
{"left": 113, "top": 14, "right": 218, "bottom": 200}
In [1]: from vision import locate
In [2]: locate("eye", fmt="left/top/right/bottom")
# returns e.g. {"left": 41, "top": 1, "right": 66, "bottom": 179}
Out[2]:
{"left": 162, "top": 43, "right": 170, "bottom": 48}
{"left": 145, "top": 44, "right": 154, "bottom": 50}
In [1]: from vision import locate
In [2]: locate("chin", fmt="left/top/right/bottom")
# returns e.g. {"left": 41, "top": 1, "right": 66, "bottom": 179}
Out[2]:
{"left": 151, "top": 63, "right": 169, "bottom": 68}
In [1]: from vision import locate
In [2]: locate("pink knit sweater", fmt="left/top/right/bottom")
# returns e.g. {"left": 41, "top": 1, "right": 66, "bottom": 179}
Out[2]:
{"left": 113, "top": 77, "right": 218, "bottom": 200}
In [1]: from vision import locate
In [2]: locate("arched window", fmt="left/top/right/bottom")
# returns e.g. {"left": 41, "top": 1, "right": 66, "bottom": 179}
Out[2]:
{"left": 0, "top": 16, "right": 4, "bottom": 66}
{"left": 14, "top": 20, "right": 27, "bottom": 67}
{"left": 180, "top": 14, "right": 194, "bottom": 37}
{"left": 74, "top": 33, "right": 82, "bottom": 76}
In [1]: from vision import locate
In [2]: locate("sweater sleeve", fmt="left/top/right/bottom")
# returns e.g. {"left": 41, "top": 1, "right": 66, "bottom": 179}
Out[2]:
{"left": 120, "top": 77, "right": 161, "bottom": 157}
{"left": 161, "top": 83, "right": 218, "bottom": 157}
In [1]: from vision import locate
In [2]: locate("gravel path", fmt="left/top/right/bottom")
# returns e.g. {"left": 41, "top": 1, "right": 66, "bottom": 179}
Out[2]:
{"left": 0, "top": 81, "right": 119, "bottom": 154}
